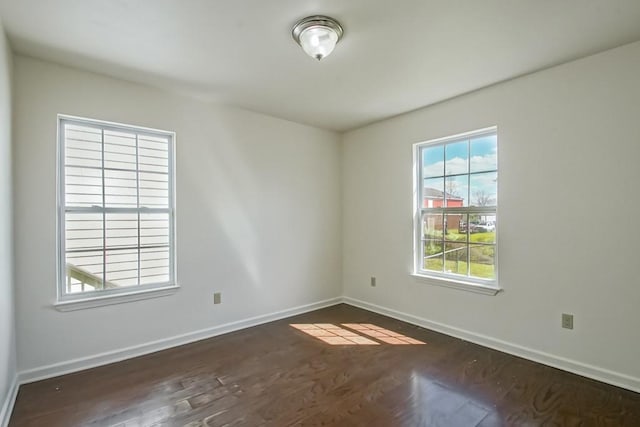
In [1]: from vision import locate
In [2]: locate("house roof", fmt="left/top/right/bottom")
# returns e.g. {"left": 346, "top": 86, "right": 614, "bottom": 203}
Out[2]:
{"left": 423, "top": 187, "right": 464, "bottom": 200}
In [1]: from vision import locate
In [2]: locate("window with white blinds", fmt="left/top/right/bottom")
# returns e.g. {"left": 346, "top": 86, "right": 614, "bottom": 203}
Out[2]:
{"left": 58, "top": 116, "right": 176, "bottom": 300}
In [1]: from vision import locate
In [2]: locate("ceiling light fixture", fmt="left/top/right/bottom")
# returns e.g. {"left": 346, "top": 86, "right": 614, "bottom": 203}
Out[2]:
{"left": 292, "top": 15, "right": 343, "bottom": 61}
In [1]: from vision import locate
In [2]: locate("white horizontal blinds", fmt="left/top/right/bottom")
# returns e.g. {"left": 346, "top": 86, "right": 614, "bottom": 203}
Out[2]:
{"left": 62, "top": 119, "right": 172, "bottom": 294}
{"left": 138, "top": 134, "right": 170, "bottom": 208}
{"left": 64, "top": 124, "right": 103, "bottom": 207}
{"left": 139, "top": 213, "right": 170, "bottom": 284}
{"left": 104, "top": 129, "right": 138, "bottom": 208}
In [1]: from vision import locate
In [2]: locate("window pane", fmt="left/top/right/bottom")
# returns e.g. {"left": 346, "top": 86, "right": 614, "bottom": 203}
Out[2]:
{"left": 138, "top": 136, "right": 169, "bottom": 174}
{"left": 422, "top": 145, "right": 444, "bottom": 178}
{"left": 470, "top": 244, "right": 495, "bottom": 280}
{"left": 140, "top": 247, "right": 170, "bottom": 285}
{"left": 65, "top": 166, "right": 103, "bottom": 207}
{"left": 423, "top": 213, "right": 443, "bottom": 240}
{"left": 65, "top": 124, "right": 102, "bottom": 169}
{"left": 66, "top": 250, "right": 104, "bottom": 293}
{"left": 105, "top": 213, "right": 138, "bottom": 251}
{"left": 138, "top": 136, "right": 170, "bottom": 207}
{"left": 104, "top": 169, "right": 137, "bottom": 208}
{"left": 104, "top": 130, "right": 137, "bottom": 171}
{"left": 445, "top": 213, "right": 467, "bottom": 242}
{"left": 139, "top": 171, "right": 169, "bottom": 208}
{"left": 423, "top": 213, "right": 444, "bottom": 273}
{"left": 444, "top": 176, "right": 468, "bottom": 207}
{"left": 469, "top": 172, "right": 497, "bottom": 207}
{"left": 445, "top": 140, "right": 468, "bottom": 175}
{"left": 105, "top": 248, "right": 139, "bottom": 288}
{"left": 65, "top": 212, "right": 104, "bottom": 292}
{"left": 445, "top": 242, "right": 467, "bottom": 276}
{"left": 424, "top": 240, "right": 443, "bottom": 272}
{"left": 64, "top": 121, "right": 103, "bottom": 208}
{"left": 470, "top": 134, "right": 497, "bottom": 173}
{"left": 469, "top": 214, "right": 496, "bottom": 241}
{"left": 140, "top": 213, "right": 170, "bottom": 247}
{"left": 65, "top": 124, "right": 102, "bottom": 142}
{"left": 65, "top": 212, "right": 103, "bottom": 252}
{"left": 423, "top": 177, "right": 444, "bottom": 208}
{"left": 103, "top": 213, "right": 139, "bottom": 287}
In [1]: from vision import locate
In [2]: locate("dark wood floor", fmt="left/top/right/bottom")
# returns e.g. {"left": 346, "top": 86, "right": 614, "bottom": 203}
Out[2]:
{"left": 9, "top": 304, "right": 640, "bottom": 426}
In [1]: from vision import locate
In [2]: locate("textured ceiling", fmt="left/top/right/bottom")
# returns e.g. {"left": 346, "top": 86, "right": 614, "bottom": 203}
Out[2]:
{"left": 1, "top": 0, "right": 640, "bottom": 131}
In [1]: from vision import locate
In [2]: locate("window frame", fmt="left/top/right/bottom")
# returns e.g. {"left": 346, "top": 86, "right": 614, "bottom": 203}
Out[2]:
{"left": 56, "top": 114, "right": 178, "bottom": 306}
{"left": 412, "top": 126, "right": 499, "bottom": 294}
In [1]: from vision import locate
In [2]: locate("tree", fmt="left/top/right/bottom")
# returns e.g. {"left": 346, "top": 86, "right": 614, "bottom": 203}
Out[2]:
{"left": 473, "top": 190, "right": 494, "bottom": 206}
{"left": 445, "top": 177, "right": 460, "bottom": 197}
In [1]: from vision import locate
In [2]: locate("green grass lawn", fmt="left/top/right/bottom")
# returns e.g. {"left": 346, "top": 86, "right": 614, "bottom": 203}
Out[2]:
{"left": 441, "top": 229, "right": 495, "bottom": 243}
{"left": 425, "top": 258, "right": 495, "bottom": 279}
{"left": 423, "top": 229, "right": 496, "bottom": 279}
{"left": 424, "top": 229, "right": 495, "bottom": 280}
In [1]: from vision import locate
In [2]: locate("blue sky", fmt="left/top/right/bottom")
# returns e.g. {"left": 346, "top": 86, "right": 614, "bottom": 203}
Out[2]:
{"left": 422, "top": 135, "right": 497, "bottom": 206}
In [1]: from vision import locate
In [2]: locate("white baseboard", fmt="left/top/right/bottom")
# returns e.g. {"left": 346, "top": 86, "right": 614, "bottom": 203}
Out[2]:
{"left": 19, "top": 297, "right": 343, "bottom": 385}
{"left": 343, "top": 296, "right": 640, "bottom": 394}
{"left": 1, "top": 376, "right": 18, "bottom": 427}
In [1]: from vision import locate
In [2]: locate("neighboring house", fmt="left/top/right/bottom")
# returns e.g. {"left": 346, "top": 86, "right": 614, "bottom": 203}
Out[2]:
{"left": 422, "top": 187, "right": 464, "bottom": 208}
{"left": 423, "top": 187, "right": 464, "bottom": 233}
{"left": 423, "top": 187, "right": 497, "bottom": 234}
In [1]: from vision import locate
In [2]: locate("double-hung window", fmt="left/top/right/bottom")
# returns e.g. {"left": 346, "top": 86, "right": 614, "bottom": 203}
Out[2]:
{"left": 414, "top": 127, "right": 498, "bottom": 289}
{"left": 57, "top": 116, "right": 176, "bottom": 303}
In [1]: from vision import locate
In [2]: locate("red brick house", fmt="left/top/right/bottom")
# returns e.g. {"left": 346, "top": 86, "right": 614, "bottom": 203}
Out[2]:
{"left": 423, "top": 187, "right": 464, "bottom": 233}
{"left": 423, "top": 187, "right": 464, "bottom": 208}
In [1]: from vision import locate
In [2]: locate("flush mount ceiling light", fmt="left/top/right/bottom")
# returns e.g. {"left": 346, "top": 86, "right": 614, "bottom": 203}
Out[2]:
{"left": 292, "top": 15, "right": 344, "bottom": 61}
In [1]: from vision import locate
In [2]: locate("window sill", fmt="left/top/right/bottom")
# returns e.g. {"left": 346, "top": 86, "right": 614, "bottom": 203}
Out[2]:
{"left": 411, "top": 274, "right": 501, "bottom": 296}
{"left": 54, "top": 285, "right": 180, "bottom": 312}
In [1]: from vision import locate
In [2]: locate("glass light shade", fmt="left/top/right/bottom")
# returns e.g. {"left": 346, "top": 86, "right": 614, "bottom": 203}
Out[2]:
{"left": 298, "top": 26, "right": 339, "bottom": 60}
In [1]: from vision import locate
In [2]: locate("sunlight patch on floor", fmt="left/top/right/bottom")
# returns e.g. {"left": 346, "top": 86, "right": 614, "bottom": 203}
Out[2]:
{"left": 290, "top": 323, "right": 379, "bottom": 345}
{"left": 342, "top": 323, "right": 426, "bottom": 345}
{"left": 290, "top": 323, "right": 425, "bottom": 345}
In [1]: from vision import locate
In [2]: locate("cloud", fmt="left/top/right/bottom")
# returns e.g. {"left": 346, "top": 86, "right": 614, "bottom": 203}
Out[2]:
{"left": 423, "top": 160, "right": 444, "bottom": 177}
{"left": 446, "top": 157, "right": 467, "bottom": 174}
{"left": 470, "top": 153, "right": 497, "bottom": 173}
{"left": 424, "top": 153, "right": 497, "bottom": 177}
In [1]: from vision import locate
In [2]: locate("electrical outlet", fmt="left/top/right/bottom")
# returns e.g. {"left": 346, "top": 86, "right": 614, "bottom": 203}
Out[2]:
{"left": 561, "top": 313, "right": 573, "bottom": 329}
{"left": 214, "top": 292, "right": 222, "bottom": 304}
{"left": 370, "top": 276, "right": 376, "bottom": 287}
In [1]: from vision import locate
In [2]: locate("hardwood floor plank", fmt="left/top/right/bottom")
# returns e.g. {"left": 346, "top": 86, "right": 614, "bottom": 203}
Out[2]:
{"left": 9, "top": 304, "right": 640, "bottom": 426}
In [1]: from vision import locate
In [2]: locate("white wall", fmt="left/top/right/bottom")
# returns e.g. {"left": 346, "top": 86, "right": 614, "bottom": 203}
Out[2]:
{"left": 12, "top": 55, "right": 342, "bottom": 373}
{"left": 0, "top": 16, "right": 16, "bottom": 422}
{"left": 342, "top": 41, "right": 640, "bottom": 388}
